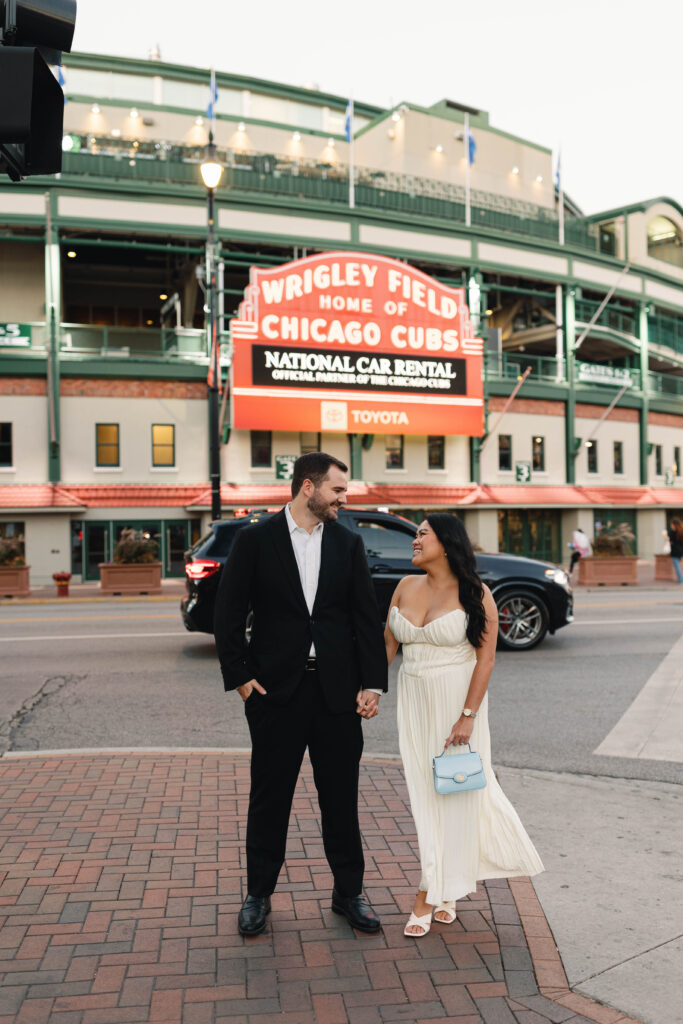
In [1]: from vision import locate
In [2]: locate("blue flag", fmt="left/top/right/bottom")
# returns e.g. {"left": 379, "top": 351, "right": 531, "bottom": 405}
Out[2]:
{"left": 56, "top": 64, "right": 67, "bottom": 104}
{"left": 554, "top": 150, "right": 561, "bottom": 192}
{"left": 345, "top": 100, "right": 353, "bottom": 143}
{"left": 206, "top": 70, "right": 218, "bottom": 121}
{"left": 467, "top": 127, "right": 476, "bottom": 166}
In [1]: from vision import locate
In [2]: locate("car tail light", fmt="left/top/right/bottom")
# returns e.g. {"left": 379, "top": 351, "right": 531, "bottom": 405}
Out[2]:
{"left": 185, "top": 559, "right": 221, "bottom": 581}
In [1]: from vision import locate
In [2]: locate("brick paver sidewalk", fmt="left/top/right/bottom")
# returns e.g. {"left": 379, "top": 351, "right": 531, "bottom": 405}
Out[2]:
{"left": 0, "top": 753, "right": 638, "bottom": 1024}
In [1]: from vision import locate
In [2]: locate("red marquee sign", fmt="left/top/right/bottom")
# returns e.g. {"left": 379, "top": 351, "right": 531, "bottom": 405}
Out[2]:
{"left": 230, "top": 252, "right": 484, "bottom": 436}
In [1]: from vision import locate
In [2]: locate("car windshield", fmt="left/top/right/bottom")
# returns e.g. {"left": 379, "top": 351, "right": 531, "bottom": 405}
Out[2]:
{"left": 189, "top": 530, "right": 214, "bottom": 556}
{"left": 207, "top": 517, "right": 269, "bottom": 558}
{"left": 355, "top": 520, "right": 415, "bottom": 562}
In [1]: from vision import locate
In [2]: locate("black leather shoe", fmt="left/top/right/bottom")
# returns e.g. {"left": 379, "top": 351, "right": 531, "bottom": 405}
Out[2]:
{"left": 331, "top": 890, "right": 381, "bottom": 933}
{"left": 238, "top": 895, "right": 271, "bottom": 936}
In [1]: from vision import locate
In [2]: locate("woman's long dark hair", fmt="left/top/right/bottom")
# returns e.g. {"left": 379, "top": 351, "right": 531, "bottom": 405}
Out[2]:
{"left": 671, "top": 518, "right": 683, "bottom": 541}
{"left": 426, "top": 513, "right": 487, "bottom": 648}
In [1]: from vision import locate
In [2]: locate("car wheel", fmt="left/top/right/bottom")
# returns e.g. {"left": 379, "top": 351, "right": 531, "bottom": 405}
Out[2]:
{"left": 495, "top": 590, "right": 549, "bottom": 651}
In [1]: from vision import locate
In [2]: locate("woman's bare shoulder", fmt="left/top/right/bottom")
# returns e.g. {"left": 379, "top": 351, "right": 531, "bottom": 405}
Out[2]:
{"left": 397, "top": 574, "right": 423, "bottom": 594}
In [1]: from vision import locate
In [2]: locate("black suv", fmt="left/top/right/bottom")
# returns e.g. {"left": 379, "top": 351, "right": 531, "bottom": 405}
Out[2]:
{"left": 181, "top": 508, "right": 573, "bottom": 651}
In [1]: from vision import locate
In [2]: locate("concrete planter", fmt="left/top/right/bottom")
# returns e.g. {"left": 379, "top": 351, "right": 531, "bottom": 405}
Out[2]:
{"left": 99, "top": 561, "right": 162, "bottom": 596}
{"left": 578, "top": 555, "right": 639, "bottom": 586}
{"left": 0, "top": 564, "right": 31, "bottom": 597}
{"left": 654, "top": 554, "right": 681, "bottom": 582}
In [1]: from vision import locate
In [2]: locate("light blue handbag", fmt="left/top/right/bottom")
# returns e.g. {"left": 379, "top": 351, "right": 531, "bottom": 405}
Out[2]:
{"left": 432, "top": 745, "right": 487, "bottom": 795}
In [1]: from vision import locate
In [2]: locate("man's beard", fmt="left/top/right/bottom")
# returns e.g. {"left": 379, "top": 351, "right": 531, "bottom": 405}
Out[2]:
{"left": 307, "top": 490, "right": 341, "bottom": 522}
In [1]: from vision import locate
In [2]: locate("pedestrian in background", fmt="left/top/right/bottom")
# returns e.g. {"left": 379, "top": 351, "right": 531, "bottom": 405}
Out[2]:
{"left": 667, "top": 517, "right": 683, "bottom": 583}
{"left": 569, "top": 527, "right": 592, "bottom": 577}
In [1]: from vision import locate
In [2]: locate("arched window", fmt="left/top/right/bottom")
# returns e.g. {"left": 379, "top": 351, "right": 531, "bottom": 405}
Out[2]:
{"left": 647, "top": 216, "right": 683, "bottom": 268}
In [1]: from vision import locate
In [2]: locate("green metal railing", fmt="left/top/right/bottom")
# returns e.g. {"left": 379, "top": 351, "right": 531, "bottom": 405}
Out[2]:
{"left": 648, "top": 371, "right": 683, "bottom": 397}
{"left": 575, "top": 298, "right": 636, "bottom": 337}
{"left": 59, "top": 323, "right": 207, "bottom": 360}
{"left": 484, "top": 350, "right": 564, "bottom": 384}
{"left": 59, "top": 136, "right": 600, "bottom": 251}
{"left": 5, "top": 322, "right": 683, "bottom": 400}
{"left": 649, "top": 312, "right": 683, "bottom": 356}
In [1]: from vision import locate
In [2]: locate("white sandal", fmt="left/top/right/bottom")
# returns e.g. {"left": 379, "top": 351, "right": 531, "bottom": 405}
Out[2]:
{"left": 434, "top": 900, "right": 456, "bottom": 924}
{"left": 403, "top": 911, "right": 432, "bottom": 937}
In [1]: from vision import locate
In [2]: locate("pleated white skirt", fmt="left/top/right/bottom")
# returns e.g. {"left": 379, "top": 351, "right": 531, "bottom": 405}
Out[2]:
{"left": 392, "top": 607, "right": 544, "bottom": 906}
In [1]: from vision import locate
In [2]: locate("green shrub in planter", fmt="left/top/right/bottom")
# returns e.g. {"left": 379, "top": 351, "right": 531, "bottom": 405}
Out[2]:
{"left": 112, "top": 528, "right": 159, "bottom": 565}
{"left": 593, "top": 521, "right": 635, "bottom": 557}
{"left": 0, "top": 537, "right": 26, "bottom": 567}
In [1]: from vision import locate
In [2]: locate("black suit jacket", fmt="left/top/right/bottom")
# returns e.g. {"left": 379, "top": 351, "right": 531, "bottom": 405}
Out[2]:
{"left": 213, "top": 510, "right": 388, "bottom": 713}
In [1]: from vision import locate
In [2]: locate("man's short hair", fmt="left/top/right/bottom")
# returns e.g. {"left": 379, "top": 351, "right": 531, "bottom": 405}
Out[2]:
{"left": 291, "top": 451, "right": 348, "bottom": 498}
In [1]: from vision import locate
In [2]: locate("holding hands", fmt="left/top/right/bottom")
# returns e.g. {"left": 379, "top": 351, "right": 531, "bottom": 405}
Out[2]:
{"left": 356, "top": 690, "right": 380, "bottom": 719}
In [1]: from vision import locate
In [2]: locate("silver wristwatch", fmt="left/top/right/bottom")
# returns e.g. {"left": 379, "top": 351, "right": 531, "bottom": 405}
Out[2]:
{"left": 462, "top": 708, "right": 477, "bottom": 719}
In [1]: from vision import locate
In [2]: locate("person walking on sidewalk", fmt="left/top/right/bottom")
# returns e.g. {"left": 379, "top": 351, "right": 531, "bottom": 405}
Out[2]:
{"left": 667, "top": 517, "right": 683, "bottom": 583}
{"left": 569, "top": 527, "right": 592, "bottom": 577}
{"left": 214, "top": 452, "right": 388, "bottom": 936}
{"left": 384, "top": 514, "right": 544, "bottom": 937}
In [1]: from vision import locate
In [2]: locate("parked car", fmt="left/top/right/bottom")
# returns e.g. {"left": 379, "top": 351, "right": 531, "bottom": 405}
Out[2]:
{"left": 181, "top": 508, "right": 573, "bottom": 651}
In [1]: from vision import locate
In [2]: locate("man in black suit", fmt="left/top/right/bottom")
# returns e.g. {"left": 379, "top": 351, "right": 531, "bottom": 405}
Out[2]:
{"left": 214, "top": 452, "right": 388, "bottom": 936}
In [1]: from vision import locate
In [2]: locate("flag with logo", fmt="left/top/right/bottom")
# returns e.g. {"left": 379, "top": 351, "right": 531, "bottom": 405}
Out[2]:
{"left": 344, "top": 99, "right": 353, "bottom": 142}
{"left": 466, "top": 126, "right": 476, "bottom": 165}
{"left": 206, "top": 69, "right": 218, "bottom": 121}
{"left": 56, "top": 64, "right": 67, "bottom": 104}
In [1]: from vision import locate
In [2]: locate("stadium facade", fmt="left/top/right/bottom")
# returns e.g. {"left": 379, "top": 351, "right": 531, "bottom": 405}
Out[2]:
{"left": 1, "top": 52, "right": 682, "bottom": 583}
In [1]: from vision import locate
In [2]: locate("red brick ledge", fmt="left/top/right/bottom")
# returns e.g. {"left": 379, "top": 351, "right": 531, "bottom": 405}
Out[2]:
{"left": 509, "top": 877, "right": 642, "bottom": 1024}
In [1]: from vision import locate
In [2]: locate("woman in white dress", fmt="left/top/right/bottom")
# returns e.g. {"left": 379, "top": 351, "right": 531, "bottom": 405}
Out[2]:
{"left": 385, "top": 513, "right": 544, "bottom": 937}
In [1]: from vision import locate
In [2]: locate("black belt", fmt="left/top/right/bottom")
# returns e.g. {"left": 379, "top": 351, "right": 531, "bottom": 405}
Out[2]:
{"left": 304, "top": 657, "right": 318, "bottom": 671}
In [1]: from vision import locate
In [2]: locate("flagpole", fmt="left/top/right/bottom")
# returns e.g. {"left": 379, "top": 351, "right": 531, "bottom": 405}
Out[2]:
{"left": 348, "top": 96, "right": 355, "bottom": 210}
{"left": 557, "top": 148, "right": 565, "bottom": 245}
{"left": 464, "top": 113, "right": 471, "bottom": 227}
{"left": 558, "top": 185, "right": 565, "bottom": 245}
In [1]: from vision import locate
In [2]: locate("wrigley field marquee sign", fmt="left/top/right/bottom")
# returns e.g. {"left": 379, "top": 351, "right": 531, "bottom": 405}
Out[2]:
{"left": 230, "top": 252, "right": 484, "bottom": 436}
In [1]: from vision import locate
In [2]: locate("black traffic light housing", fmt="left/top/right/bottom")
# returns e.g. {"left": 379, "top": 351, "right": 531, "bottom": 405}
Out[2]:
{"left": 0, "top": 0, "right": 77, "bottom": 180}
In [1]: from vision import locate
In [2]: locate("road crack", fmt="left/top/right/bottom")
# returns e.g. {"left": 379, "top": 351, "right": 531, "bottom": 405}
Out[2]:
{"left": 0, "top": 674, "right": 87, "bottom": 755}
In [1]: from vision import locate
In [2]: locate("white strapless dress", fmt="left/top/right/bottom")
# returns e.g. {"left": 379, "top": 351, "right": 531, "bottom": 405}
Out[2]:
{"left": 391, "top": 605, "right": 544, "bottom": 906}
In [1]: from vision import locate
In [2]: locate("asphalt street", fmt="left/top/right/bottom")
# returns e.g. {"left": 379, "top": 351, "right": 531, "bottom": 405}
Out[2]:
{"left": 1, "top": 591, "right": 682, "bottom": 785}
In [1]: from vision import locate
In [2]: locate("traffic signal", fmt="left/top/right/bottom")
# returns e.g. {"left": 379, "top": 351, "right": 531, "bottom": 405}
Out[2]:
{"left": 0, "top": 0, "right": 77, "bottom": 181}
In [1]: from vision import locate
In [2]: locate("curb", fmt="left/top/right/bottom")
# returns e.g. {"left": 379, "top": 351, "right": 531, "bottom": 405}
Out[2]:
{"left": 509, "top": 878, "right": 643, "bottom": 1024}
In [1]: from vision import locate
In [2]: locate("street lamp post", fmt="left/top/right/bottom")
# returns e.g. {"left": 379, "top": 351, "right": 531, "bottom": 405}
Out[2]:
{"left": 200, "top": 131, "right": 224, "bottom": 521}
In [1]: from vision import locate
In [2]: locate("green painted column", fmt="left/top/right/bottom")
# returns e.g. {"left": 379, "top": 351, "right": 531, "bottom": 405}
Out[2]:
{"left": 638, "top": 303, "right": 650, "bottom": 486}
{"left": 468, "top": 268, "right": 483, "bottom": 335}
{"left": 470, "top": 437, "right": 481, "bottom": 484}
{"left": 44, "top": 191, "right": 61, "bottom": 483}
{"left": 564, "top": 287, "right": 577, "bottom": 483}
{"left": 348, "top": 434, "right": 363, "bottom": 479}
{"left": 471, "top": 349, "right": 488, "bottom": 484}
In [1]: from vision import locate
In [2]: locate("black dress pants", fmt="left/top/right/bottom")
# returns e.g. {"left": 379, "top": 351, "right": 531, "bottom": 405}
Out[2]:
{"left": 243, "top": 667, "right": 364, "bottom": 898}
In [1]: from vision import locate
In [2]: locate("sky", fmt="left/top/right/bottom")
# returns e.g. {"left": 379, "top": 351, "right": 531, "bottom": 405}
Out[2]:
{"left": 72, "top": 0, "right": 682, "bottom": 216}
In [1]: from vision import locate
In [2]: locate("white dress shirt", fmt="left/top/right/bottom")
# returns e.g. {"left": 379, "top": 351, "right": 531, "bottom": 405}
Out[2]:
{"left": 284, "top": 504, "right": 381, "bottom": 695}
{"left": 285, "top": 504, "right": 323, "bottom": 656}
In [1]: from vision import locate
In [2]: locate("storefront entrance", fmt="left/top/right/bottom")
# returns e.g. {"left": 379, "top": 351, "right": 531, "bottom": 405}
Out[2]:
{"left": 78, "top": 519, "right": 202, "bottom": 581}
{"left": 498, "top": 509, "right": 562, "bottom": 564}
